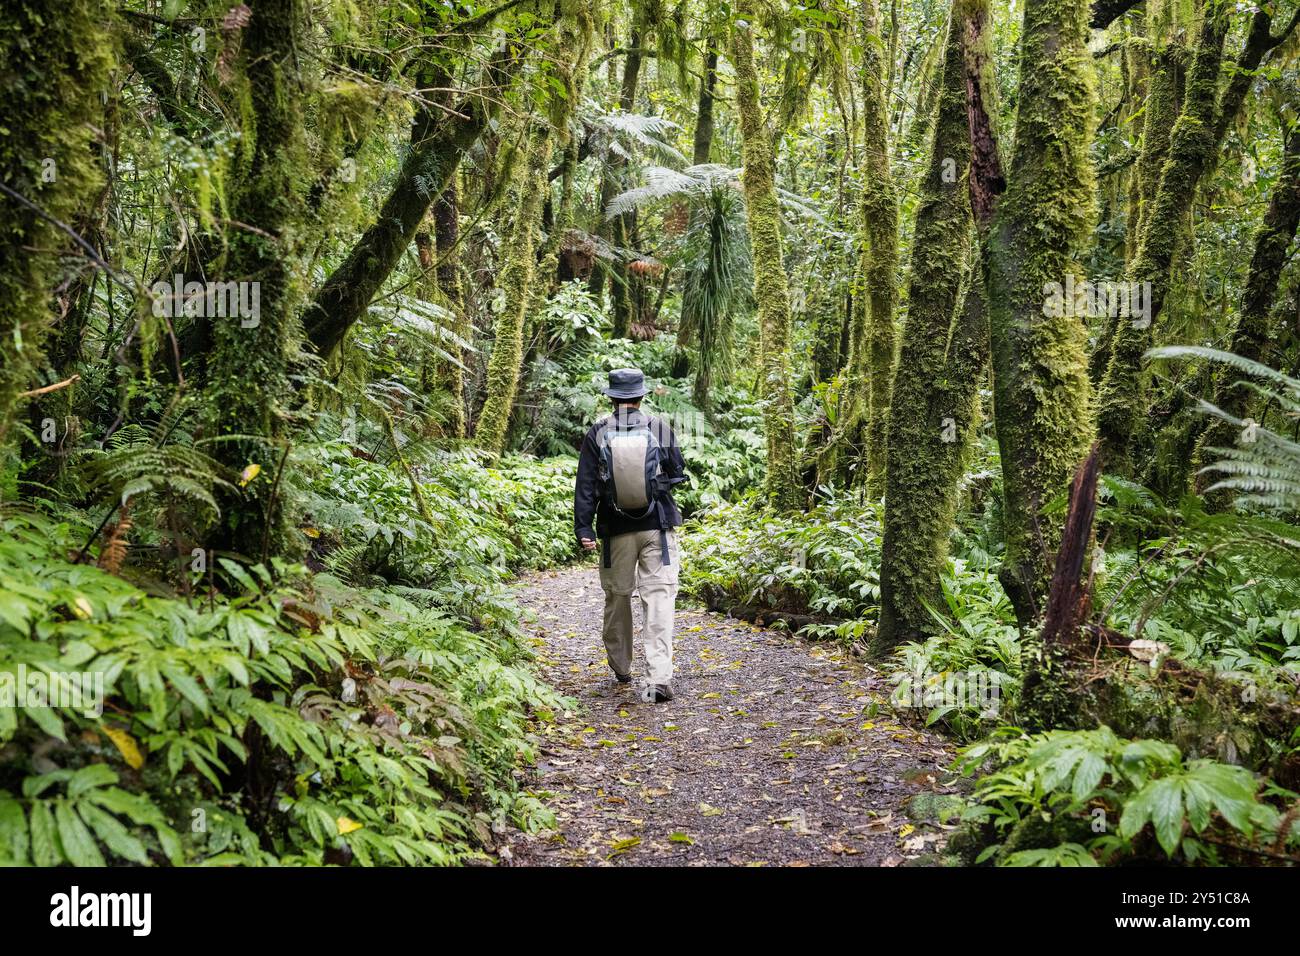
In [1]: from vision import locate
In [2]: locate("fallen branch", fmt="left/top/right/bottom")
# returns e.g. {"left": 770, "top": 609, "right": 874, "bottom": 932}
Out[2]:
{"left": 18, "top": 374, "right": 81, "bottom": 399}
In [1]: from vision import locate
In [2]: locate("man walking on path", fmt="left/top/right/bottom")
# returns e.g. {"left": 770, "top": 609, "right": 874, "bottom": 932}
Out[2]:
{"left": 574, "top": 368, "right": 687, "bottom": 703}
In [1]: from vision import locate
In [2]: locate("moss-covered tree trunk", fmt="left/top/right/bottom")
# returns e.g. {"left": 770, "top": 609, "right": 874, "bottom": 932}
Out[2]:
{"left": 1119, "top": 29, "right": 1150, "bottom": 271}
{"left": 530, "top": 8, "right": 592, "bottom": 307}
{"left": 1091, "top": 35, "right": 1179, "bottom": 385}
{"left": 1095, "top": 9, "right": 1227, "bottom": 469}
{"left": 0, "top": 0, "right": 115, "bottom": 449}
{"left": 1123, "top": 9, "right": 1299, "bottom": 491}
{"left": 591, "top": 11, "right": 649, "bottom": 338}
{"left": 414, "top": 170, "right": 467, "bottom": 439}
{"left": 1132, "top": 43, "right": 1183, "bottom": 250}
{"left": 877, "top": 0, "right": 989, "bottom": 651}
{"left": 433, "top": 175, "right": 468, "bottom": 437}
{"left": 1193, "top": 124, "right": 1300, "bottom": 504}
{"left": 474, "top": 13, "right": 586, "bottom": 458}
{"left": 474, "top": 124, "right": 552, "bottom": 457}
{"left": 205, "top": 0, "right": 310, "bottom": 560}
{"left": 304, "top": 52, "right": 519, "bottom": 357}
{"left": 730, "top": 7, "right": 803, "bottom": 511}
{"left": 670, "top": 40, "right": 721, "bottom": 382}
{"left": 983, "top": 0, "right": 1097, "bottom": 624}
{"left": 857, "top": 0, "right": 901, "bottom": 495}
{"left": 693, "top": 41, "right": 719, "bottom": 166}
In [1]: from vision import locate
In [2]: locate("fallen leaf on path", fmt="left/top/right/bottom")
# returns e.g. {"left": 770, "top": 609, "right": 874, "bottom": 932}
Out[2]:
{"left": 607, "top": 837, "right": 641, "bottom": 859}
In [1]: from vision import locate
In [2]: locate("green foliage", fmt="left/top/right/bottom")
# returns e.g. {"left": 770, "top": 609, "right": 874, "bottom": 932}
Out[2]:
{"left": 540, "top": 280, "right": 609, "bottom": 352}
{"left": 0, "top": 444, "right": 575, "bottom": 866}
{"left": 955, "top": 727, "right": 1292, "bottom": 865}
{"left": 75, "top": 400, "right": 238, "bottom": 538}
{"left": 682, "top": 492, "right": 883, "bottom": 622}
{"left": 1093, "top": 473, "right": 1300, "bottom": 687}
{"left": 1149, "top": 346, "right": 1300, "bottom": 510}
{"left": 607, "top": 164, "right": 754, "bottom": 404}
{"left": 887, "top": 559, "right": 1022, "bottom": 738}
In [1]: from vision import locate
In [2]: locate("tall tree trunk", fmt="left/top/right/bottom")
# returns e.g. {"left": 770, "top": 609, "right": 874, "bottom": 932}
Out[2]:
{"left": 474, "top": 13, "right": 586, "bottom": 457}
{"left": 1095, "top": 7, "right": 1228, "bottom": 469}
{"left": 1193, "top": 125, "right": 1300, "bottom": 505}
{"left": 983, "top": 0, "right": 1097, "bottom": 625}
{"left": 693, "top": 41, "right": 718, "bottom": 166}
{"left": 475, "top": 124, "right": 553, "bottom": 457}
{"left": 415, "top": 170, "right": 467, "bottom": 439}
{"left": 593, "top": 15, "right": 648, "bottom": 337}
{"left": 877, "top": 0, "right": 991, "bottom": 652}
{"left": 858, "top": 0, "right": 901, "bottom": 494}
{"left": 0, "top": 0, "right": 115, "bottom": 447}
{"left": 1132, "top": 43, "right": 1184, "bottom": 250}
{"left": 730, "top": 8, "right": 803, "bottom": 511}
{"left": 205, "top": 0, "right": 310, "bottom": 560}
{"left": 1091, "top": 37, "right": 1181, "bottom": 385}
{"left": 531, "top": 9, "right": 593, "bottom": 305}
{"left": 1128, "top": 8, "right": 1300, "bottom": 491}
{"left": 671, "top": 39, "right": 722, "bottom": 383}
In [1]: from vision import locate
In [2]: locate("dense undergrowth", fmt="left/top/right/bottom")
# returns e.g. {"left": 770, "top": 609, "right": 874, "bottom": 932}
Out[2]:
{"left": 0, "top": 442, "right": 577, "bottom": 866}
{"left": 680, "top": 439, "right": 1300, "bottom": 865}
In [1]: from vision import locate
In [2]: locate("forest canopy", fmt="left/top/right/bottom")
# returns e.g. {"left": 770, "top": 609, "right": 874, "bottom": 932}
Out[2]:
{"left": 1, "top": 0, "right": 1299, "bottom": 870}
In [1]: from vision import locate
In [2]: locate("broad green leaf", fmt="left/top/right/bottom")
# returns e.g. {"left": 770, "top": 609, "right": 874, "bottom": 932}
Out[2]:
{"left": 78, "top": 802, "right": 149, "bottom": 865}
{"left": 67, "top": 763, "right": 118, "bottom": 799}
{"left": 55, "top": 799, "right": 106, "bottom": 866}
{"left": 0, "top": 796, "right": 29, "bottom": 864}
{"left": 29, "top": 800, "right": 63, "bottom": 867}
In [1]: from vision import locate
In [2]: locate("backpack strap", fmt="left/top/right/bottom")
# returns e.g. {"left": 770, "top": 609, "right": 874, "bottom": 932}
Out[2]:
{"left": 657, "top": 500, "right": 670, "bottom": 566}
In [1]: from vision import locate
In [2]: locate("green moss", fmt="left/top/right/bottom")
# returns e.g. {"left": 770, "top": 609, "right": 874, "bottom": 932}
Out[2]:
{"left": 204, "top": 0, "right": 311, "bottom": 559}
{"left": 476, "top": 12, "right": 588, "bottom": 458}
{"left": 431, "top": 176, "right": 468, "bottom": 439}
{"left": 730, "top": 7, "right": 803, "bottom": 512}
{"left": 1097, "top": 9, "right": 1228, "bottom": 471}
{"left": 1134, "top": 42, "right": 1183, "bottom": 244}
{"left": 0, "top": 0, "right": 116, "bottom": 445}
{"left": 877, "top": 0, "right": 984, "bottom": 651}
{"left": 475, "top": 121, "right": 552, "bottom": 458}
{"left": 858, "top": 0, "right": 900, "bottom": 497}
{"left": 1193, "top": 126, "right": 1300, "bottom": 506}
{"left": 984, "top": 0, "right": 1097, "bottom": 622}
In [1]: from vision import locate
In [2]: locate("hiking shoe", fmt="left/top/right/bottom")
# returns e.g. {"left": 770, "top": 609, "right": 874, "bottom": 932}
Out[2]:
{"left": 641, "top": 683, "right": 674, "bottom": 703}
{"left": 612, "top": 669, "right": 632, "bottom": 684}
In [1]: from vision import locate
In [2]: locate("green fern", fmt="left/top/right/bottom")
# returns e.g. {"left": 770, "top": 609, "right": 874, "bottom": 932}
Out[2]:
{"left": 1148, "top": 346, "right": 1300, "bottom": 510}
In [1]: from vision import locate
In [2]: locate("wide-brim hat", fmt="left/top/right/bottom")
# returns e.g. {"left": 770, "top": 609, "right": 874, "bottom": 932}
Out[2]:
{"left": 602, "top": 367, "right": 649, "bottom": 399}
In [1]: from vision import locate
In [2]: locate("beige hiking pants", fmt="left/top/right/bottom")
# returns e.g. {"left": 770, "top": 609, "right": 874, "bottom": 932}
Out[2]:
{"left": 599, "top": 529, "right": 679, "bottom": 685}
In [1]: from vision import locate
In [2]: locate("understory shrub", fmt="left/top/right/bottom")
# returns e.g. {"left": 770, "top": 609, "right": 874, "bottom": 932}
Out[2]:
{"left": 949, "top": 726, "right": 1299, "bottom": 866}
{"left": 0, "top": 443, "right": 578, "bottom": 866}
{"left": 681, "top": 492, "right": 883, "bottom": 622}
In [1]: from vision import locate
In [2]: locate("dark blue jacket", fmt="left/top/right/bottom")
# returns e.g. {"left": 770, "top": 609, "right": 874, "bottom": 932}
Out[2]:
{"left": 574, "top": 407, "right": 686, "bottom": 544}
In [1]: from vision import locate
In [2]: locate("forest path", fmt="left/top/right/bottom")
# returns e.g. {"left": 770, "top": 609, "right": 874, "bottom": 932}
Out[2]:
{"left": 507, "top": 563, "right": 958, "bottom": 866}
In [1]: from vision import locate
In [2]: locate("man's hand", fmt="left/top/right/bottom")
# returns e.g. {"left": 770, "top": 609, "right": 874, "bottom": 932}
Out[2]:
{"left": 579, "top": 537, "right": 598, "bottom": 551}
